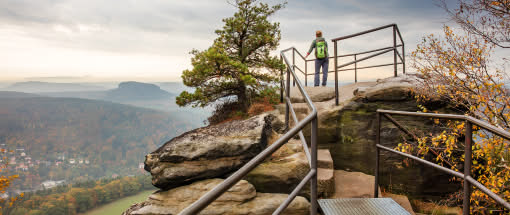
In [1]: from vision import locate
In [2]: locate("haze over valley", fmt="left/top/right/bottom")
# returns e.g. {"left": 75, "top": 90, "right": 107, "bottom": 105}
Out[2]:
{"left": 0, "top": 79, "right": 212, "bottom": 197}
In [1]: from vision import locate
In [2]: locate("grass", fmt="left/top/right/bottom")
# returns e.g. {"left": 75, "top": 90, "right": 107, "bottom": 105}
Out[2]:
{"left": 83, "top": 189, "right": 155, "bottom": 215}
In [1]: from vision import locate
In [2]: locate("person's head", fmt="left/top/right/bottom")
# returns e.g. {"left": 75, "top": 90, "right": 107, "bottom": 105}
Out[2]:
{"left": 316, "top": 30, "right": 322, "bottom": 37}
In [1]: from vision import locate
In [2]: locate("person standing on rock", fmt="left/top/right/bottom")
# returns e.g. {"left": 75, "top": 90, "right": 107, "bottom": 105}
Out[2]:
{"left": 305, "top": 30, "right": 329, "bottom": 87}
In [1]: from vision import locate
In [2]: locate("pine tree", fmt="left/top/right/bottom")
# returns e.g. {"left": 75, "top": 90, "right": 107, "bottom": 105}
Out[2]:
{"left": 176, "top": 0, "right": 286, "bottom": 113}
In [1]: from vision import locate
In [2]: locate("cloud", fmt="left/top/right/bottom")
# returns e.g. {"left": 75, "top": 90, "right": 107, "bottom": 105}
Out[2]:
{"left": 0, "top": 0, "right": 453, "bottom": 81}
{"left": 0, "top": 0, "right": 237, "bottom": 54}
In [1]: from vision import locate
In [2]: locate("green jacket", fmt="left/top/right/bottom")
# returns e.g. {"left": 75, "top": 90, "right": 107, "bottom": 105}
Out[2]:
{"left": 307, "top": 37, "right": 328, "bottom": 58}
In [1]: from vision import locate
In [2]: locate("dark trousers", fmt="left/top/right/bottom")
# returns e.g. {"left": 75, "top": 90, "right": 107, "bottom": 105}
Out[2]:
{"left": 314, "top": 58, "right": 329, "bottom": 86}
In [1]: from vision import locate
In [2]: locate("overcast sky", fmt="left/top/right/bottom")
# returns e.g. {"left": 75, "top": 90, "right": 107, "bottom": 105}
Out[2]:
{"left": 0, "top": 0, "right": 452, "bottom": 82}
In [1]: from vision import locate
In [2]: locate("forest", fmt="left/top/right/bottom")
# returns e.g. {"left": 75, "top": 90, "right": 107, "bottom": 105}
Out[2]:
{"left": 0, "top": 92, "right": 193, "bottom": 192}
{"left": 3, "top": 175, "right": 153, "bottom": 215}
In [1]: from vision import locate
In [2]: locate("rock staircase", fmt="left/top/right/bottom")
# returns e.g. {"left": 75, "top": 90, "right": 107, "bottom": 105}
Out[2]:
{"left": 272, "top": 82, "right": 417, "bottom": 215}
{"left": 124, "top": 75, "right": 422, "bottom": 215}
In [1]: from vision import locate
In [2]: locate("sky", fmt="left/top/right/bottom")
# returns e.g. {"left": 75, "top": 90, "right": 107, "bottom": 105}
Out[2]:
{"left": 0, "top": 0, "right": 453, "bottom": 82}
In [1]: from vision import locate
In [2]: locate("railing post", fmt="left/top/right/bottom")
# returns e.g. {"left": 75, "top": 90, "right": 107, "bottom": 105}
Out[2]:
{"left": 334, "top": 41, "right": 339, "bottom": 106}
{"left": 285, "top": 55, "right": 291, "bottom": 128}
{"left": 280, "top": 55, "right": 284, "bottom": 103}
{"left": 463, "top": 120, "right": 472, "bottom": 215}
{"left": 354, "top": 54, "right": 357, "bottom": 83}
{"left": 374, "top": 111, "right": 380, "bottom": 198}
{"left": 293, "top": 49, "right": 296, "bottom": 87}
{"left": 311, "top": 117, "right": 318, "bottom": 215}
{"left": 402, "top": 43, "right": 406, "bottom": 74}
{"left": 305, "top": 60, "right": 308, "bottom": 87}
{"left": 393, "top": 25, "right": 397, "bottom": 77}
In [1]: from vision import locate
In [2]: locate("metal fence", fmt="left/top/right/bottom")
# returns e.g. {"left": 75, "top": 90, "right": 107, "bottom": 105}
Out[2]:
{"left": 302, "top": 23, "right": 405, "bottom": 105}
{"left": 177, "top": 47, "right": 318, "bottom": 215}
{"left": 374, "top": 109, "right": 510, "bottom": 215}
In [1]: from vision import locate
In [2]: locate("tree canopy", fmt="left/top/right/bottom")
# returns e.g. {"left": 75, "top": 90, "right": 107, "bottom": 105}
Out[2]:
{"left": 176, "top": 0, "right": 285, "bottom": 113}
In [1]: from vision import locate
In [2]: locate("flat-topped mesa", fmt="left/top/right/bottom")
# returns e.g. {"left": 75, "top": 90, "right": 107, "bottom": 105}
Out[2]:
{"left": 144, "top": 114, "right": 276, "bottom": 190}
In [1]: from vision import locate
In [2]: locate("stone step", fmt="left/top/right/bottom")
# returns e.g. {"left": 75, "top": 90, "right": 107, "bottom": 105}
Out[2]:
{"left": 317, "top": 149, "right": 333, "bottom": 169}
{"left": 316, "top": 149, "right": 335, "bottom": 198}
{"left": 317, "top": 167, "right": 334, "bottom": 198}
{"left": 331, "top": 170, "right": 381, "bottom": 199}
{"left": 289, "top": 86, "right": 336, "bottom": 103}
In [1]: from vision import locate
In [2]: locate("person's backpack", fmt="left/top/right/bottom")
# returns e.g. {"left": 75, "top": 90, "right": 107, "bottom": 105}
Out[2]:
{"left": 316, "top": 38, "right": 327, "bottom": 59}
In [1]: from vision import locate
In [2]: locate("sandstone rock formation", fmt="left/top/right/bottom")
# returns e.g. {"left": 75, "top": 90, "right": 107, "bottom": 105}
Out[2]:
{"left": 309, "top": 74, "right": 461, "bottom": 198}
{"left": 330, "top": 170, "right": 380, "bottom": 198}
{"left": 289, "top": 86, "right": 337, "bottom": 103}
{"left": 277, "top": 74, "right": 460, "bottom": 198}
{"left": 353, "top": 74, "right": 420, "bottom": 102}
{"left": 144, "top": 114, "right": 275, "bottom": 189}
{"left": 243, "top": 136, "right": 334, "bottom": 198}
{"left": 126, "top": 74, "right": 457, "bottom": 215}
{"left": 244, "top": 138, "right": 309, "bottom": 194}
{"left": 123, "top": 179, "right": 310, "bottom": 215}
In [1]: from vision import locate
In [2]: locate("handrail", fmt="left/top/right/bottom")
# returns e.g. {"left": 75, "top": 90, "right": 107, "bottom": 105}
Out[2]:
{"left": 332, "top": 23, "right": 396, "bottom": 42}
{"left": 375, "top": 109, "right": 510, "bottom": 214}
{"left": 336, "top": 47, "right": 394, "bottom": 70}
{"left": 305, "top": 45, "right": 403, "bottom": 62}
{"left": 377, "top": 109, "right": 510, "bottom": 139}
{"left": 328, "top": 23, "right": 405, "bottom": 105}
{"left": 287, "top": 98, "right": 312, "bottom": 165}
{"left": 178, "top": 47, "right": 318, "bottom": 215}
{"left": 299, "top": 24, "right": 404, "bottom": 91}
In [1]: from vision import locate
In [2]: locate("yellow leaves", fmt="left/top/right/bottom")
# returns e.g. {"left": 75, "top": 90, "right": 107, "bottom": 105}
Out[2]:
{"left": 410, "top": 17, "right": 510, "bottom": 212}
{"left": 434, "top": 118, "right": 440, "bottom": 124}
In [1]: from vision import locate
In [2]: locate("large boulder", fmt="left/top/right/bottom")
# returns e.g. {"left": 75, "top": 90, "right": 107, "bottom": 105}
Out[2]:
{"left": 289, "top": 86, "right": 336, "bottom": 103}
{"left": 308, "top": 75, "right": 462, "bottom": 198}
{"left": 145, "top": 114, "right": 275, "bottom": 189}
{"left": 311, "top": 74, "right": 422, "bottom": 145}
{"left": 244, "top": 138, "right": 309, "bottom": 194}
{"left": 123, "top": 179, "right": 310, "bottom": 215}
{"left": 354, "top": 74, "right": 420, "bottom": 102}
{"left": 331, "top": 170, "right": 380, "bottom": 198}
{"left": 244, "top": 138, "right": 334, "bottom": 198}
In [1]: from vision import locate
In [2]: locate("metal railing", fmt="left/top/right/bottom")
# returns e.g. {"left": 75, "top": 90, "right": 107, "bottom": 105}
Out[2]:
{"left": 302, "top": 24, "right": 405, "bottom": 105}
{"left": 178, "top": 47, "right": 318, "bottom": 215}
{"left": 374, "top": 109, "right": 510, "bottom": 215}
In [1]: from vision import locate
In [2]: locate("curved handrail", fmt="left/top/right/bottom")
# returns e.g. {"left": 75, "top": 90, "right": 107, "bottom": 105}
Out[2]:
{"left": 178, "top": 47, "right": 318, "bottom": 215}
{"left": 375, "top": 109, "right": 510, "bottom": 214}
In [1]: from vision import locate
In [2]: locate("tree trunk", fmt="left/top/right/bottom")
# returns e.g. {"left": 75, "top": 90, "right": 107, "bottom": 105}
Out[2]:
{"left": 237, "top": 84, "right": 250, "bottom": 112}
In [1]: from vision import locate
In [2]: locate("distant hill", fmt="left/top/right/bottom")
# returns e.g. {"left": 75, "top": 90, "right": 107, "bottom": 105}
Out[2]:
{"left": 105, "top": 81, "right": 174, "bottom": 101}
{"left": 36, "top": 82, "right": 212, "bottom": 126}
{"left": 4, "top": 81, "right": 108, "bottom": 93}
{"left": 0, "top": 92, "right": 195, "bottom": 190}
{"left": 40, "top": 81, "right": 175, "bottom": 101}
{"left": 157, "top": 82, "right": 194, "bottom": 95}
{"left": 0, "top": 91, "right": 41, "bottom": 98}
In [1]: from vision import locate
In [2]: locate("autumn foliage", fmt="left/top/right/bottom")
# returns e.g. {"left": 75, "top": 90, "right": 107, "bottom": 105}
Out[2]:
{"left": 0, "top": 154, "right": 20, "bottom": 214}
{"left": 4, "top": 175, "right": 152, "bottom": 215}
{"left": 406, "top": 0, "right": 510, "bottom": 213}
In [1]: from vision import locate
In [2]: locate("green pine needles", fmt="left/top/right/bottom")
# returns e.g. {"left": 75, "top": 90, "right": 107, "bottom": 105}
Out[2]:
{"left": 176, "top": 0, "right": 286, "bottom": 114}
